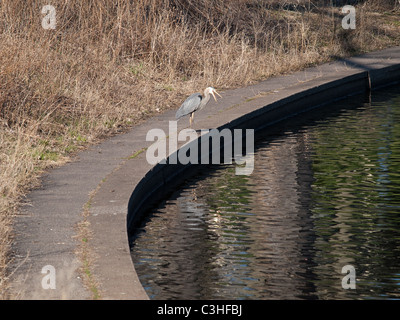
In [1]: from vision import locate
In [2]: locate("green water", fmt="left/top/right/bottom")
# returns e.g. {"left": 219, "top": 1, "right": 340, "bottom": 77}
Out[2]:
{"left": 130, "top": 84, "right": 400, "bottom": 299}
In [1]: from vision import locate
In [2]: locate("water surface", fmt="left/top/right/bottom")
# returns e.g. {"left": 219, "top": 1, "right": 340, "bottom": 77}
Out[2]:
{"left": 130, "top": 84, "right": 400, "bottom": 299}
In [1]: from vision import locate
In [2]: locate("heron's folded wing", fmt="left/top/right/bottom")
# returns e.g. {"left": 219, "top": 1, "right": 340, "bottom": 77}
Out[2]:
{"left": 175, "top": 93, "right": 202, "bottom": 119}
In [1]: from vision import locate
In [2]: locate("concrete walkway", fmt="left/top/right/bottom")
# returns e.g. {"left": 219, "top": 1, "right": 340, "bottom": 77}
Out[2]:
{"left": 9, "top": 46, "right": 400, "bottom": 299}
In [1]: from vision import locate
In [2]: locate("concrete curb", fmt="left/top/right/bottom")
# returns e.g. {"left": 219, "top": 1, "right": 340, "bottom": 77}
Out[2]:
{"left": 9, "top": 46, "right": 400, "bottom": 299}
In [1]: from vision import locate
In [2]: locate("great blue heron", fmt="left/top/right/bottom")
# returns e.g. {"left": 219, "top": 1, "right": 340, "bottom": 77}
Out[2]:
{"left": 175, "top": 87, "right": 222, "bottom": 127}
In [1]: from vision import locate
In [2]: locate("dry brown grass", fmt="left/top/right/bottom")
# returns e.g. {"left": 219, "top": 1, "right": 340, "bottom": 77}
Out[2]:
{"left": 1, "top": 0, "right": 399, "bottom": 298}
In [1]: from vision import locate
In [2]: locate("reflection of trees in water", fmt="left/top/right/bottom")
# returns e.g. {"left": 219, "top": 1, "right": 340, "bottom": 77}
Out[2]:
{"left": 184, "top": 130, "right": 318, "bottom": 299}
{"left": 310, "top": 91, "right": 400, "bottom": 299}
{"left": 245, "top": 132, "right": 317, "bottom": 299}
{"left": 178, "top": 167, "right": 254, "bottom": 299}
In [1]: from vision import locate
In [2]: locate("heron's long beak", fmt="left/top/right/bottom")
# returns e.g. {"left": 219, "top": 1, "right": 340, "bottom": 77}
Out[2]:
{"left": 211, "top": 90, "right": 222, "bottom": 102}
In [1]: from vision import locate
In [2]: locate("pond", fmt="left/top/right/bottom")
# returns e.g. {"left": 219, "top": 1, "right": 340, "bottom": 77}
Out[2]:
{"left": 130, "top": 83, "right": 400, "bottom": 299}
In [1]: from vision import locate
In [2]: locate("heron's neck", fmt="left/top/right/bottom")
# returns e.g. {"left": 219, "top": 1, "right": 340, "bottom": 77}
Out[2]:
{"left": 198, "top": 91, "right": 210, "bottom": 110}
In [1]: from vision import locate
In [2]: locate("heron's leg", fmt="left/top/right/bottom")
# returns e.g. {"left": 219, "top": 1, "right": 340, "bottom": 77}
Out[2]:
{"left": 189, "top": 113, "right": 193, "bottom": 128}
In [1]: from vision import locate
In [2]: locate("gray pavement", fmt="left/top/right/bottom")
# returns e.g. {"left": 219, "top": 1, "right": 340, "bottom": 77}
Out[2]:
{"left": 9, "top": 46, "right": 400, "bottom": 299}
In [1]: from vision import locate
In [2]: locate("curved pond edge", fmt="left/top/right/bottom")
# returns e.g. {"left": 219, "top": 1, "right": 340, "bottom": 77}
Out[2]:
{"left": 125, "top": 47, "right": 400, "bottom": 299}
